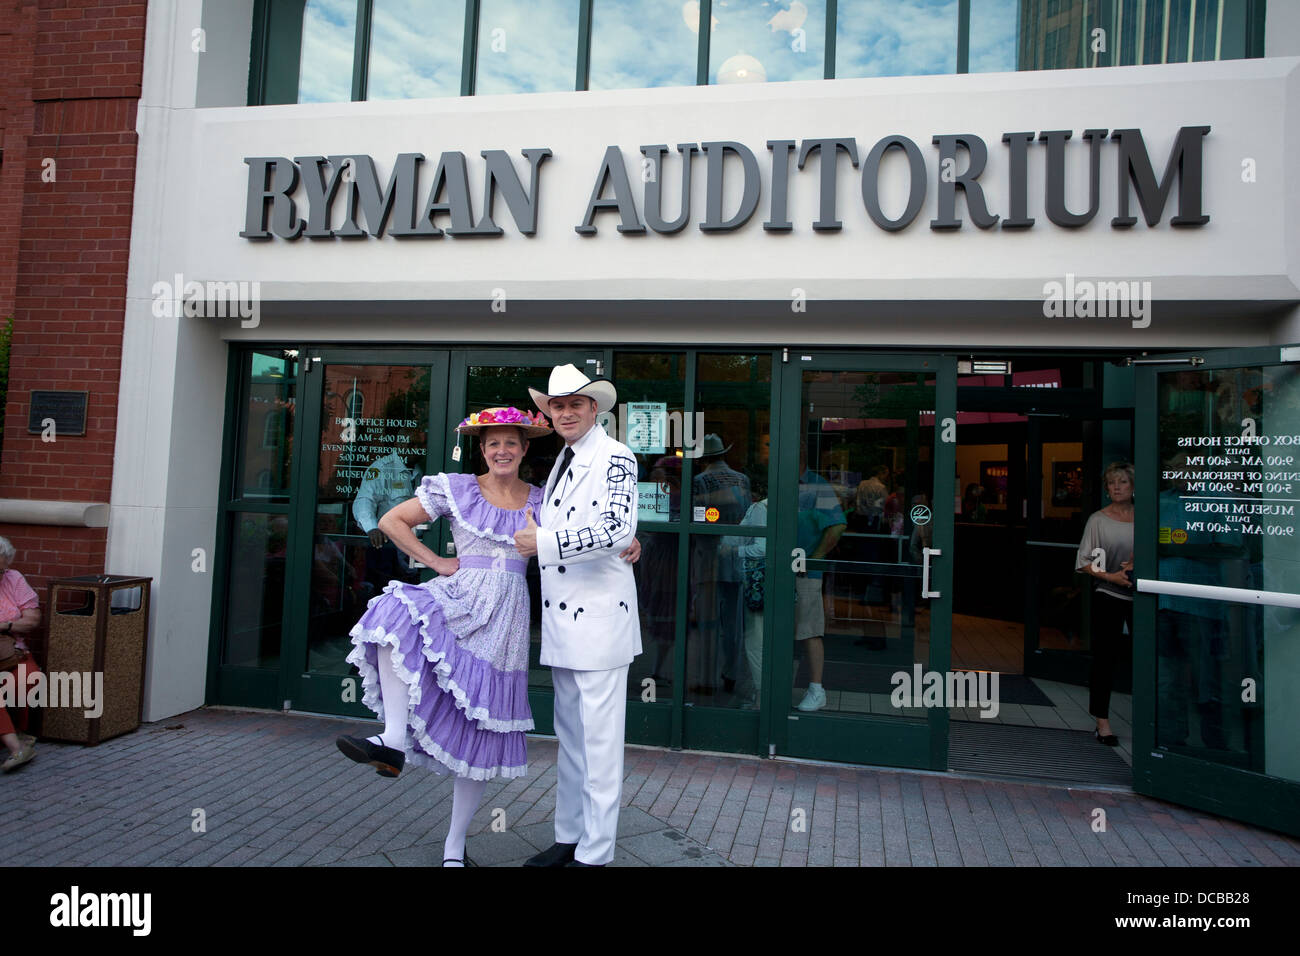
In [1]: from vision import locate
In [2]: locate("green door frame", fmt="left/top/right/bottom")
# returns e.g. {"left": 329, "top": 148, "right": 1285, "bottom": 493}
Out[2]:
{"left": 771, "top": 351, "right": 957, "bottom": 771}
{"left": 284, "top": 347, "right": 451, "bottom": 716}
{"left": 206, "top": 346, "right": 294, "bottom": 710}
{"left": 1133, "top": 344, "right": 1300, "bottom": 837}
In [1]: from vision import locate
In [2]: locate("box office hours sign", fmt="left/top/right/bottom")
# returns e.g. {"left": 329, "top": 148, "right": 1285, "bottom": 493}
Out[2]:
{"left": 1156, "top": 360, "right": 1300, "bottom": 571}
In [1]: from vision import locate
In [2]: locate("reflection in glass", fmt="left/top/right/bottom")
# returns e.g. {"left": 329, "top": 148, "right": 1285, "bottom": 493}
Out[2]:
{"left": 968, "top": 0, "right": 1018, "bottom": 73}
{"left": 631, "top": 530, "right": 679, "bottom": 701}
{"left": 368, "top": 0, "right": 468, "bottom": 99}
{"left": 685, "top": 354, "right": 772, "bottom": 708}
{"left": 688, "top": 534, "right": 752, "bottom": 707}
{"left": 614, "top": 353, "right": 687, "bottom": 523}
{"left": 1155, "top": 362, "right": 1300, "bottom": 781}
{"left": 222, "top": 513, "right": 288, "bottom": 668}
{"left": 737, "top": 500, "right": 768, "bottom": 707}
{"left": 709, "top": 0, "right": 826, "bottom": 84}
{"left": 299, "top": 0, "right": 358, "bottom": 103}
{"left": 476, "top": 0, "right": 580, "bottom": 94}
{"left": 237, "top": 351, "right": 296, "bottom": 502}
{"left": 308, "top": 529, "right": 410, "bottom": 674}
{"left": 835, "top": 0, "right": 956, "bottom": 79}
{"left": 589, "top": 0, "right": 697, "bottom": 90}
{"left": 314, "top": 365, "right": 429, "bottom": 673}
{"left": 791, "top": 370, "right": 934, "bottom": 716}
{"left": 979, "top": 0, "right": 1254, "bottom": 73}
{"left": 696, "top": 353, "right": 771, "bottom": 514}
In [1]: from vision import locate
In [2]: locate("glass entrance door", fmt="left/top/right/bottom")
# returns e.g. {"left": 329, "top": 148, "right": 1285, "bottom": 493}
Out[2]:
{"left": 285, "top": 349, "right": 449, "bottom": 716}
{"left": 773, "top": 353, "right": 956, "bottom": 769}
{"left": 1134, "top": 345, "right": 1300, "bottom": 837}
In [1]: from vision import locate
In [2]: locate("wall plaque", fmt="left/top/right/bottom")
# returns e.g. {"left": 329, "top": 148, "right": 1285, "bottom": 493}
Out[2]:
{"left": 28, "top": 390, "right": 88, "bottom": 436}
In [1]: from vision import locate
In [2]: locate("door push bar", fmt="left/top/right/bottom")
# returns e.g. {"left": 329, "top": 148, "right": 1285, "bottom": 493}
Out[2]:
{"left": 1137, "top": 578, "right": 1300, "bottom": 610}
{"left": 922, "top": 547, "right": 942, "bottom": 599}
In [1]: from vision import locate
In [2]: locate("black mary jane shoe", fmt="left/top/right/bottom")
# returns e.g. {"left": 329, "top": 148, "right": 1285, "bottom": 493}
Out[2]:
{"left": 523, "top": 842, "right": 577, "bottom": 868}
{"left": 442, "top": 853, "right": 476, "bottom": 867}
{"left": 1094, "top": 729, "right": 1120, "bottom": 747}
{"left": 336, "top": 734, "right": 405, "bottom": 777}
{"left": 564, "top": 859, "right": 605, "bottom": 867}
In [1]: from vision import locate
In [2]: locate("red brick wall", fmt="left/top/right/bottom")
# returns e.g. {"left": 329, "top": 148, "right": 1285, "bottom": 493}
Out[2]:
{"left": 0, "top": 0, "right": 145, "bottom": 599}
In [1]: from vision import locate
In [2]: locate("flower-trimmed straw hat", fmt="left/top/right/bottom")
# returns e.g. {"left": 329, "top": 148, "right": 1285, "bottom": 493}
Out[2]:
{"left": 455, "top": 406, "right": 553, "bottom": 438}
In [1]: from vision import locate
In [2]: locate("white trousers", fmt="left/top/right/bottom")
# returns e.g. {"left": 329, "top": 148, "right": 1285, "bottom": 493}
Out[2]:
{"left": 551, "top": 664, "right": 629, "bottom": 866}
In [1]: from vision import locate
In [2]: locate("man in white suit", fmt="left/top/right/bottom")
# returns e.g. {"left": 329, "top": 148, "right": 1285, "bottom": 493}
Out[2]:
{"left": 514, "top": 364, "right": 641, "bottom": 867}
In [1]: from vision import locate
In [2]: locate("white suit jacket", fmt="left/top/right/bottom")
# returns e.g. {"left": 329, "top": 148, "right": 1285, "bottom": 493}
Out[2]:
{"left": 536, "top": 423, "right": 642, "bottom": 670}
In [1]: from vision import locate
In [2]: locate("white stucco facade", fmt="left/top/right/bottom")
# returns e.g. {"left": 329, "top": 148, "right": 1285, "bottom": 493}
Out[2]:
{"left": 115, "top": 0, "right": 1299, "bottom": 720}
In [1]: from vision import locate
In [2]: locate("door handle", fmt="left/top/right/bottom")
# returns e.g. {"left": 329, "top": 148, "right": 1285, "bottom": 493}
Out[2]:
{"left": 922, "top": 547, "right": 941, "bottom": 599}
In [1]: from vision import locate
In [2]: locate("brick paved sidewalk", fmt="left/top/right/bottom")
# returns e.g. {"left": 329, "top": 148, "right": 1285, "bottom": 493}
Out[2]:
{"left": 3, "top": 707, "right": 1298, "bottom": 867}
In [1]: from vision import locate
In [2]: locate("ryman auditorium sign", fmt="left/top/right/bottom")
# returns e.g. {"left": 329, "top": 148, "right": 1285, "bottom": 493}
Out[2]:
{"left": 240, "top": 127, "right": 1209, "bottom": 241}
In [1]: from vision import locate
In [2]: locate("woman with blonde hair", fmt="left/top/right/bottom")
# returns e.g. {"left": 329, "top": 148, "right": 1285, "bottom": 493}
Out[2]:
{"left": 1076, "top": 462, "right": 1135, "bottom": 746}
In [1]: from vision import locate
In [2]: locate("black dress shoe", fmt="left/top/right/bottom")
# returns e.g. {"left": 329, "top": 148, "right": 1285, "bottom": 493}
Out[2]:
{"left": 565, "top": 859, "right": 605, "bottom": 867}
{"left": 336, "top": 734, "right": 405, "bottom": 777}
{"left": 523, "top": 842, "right": 577, "bottom": 867}
{"left": 443, "top": 853, "right": 476, "bottom": 867}
{"left": 1094, "top": 729, "right": 1119, "bottom": 747}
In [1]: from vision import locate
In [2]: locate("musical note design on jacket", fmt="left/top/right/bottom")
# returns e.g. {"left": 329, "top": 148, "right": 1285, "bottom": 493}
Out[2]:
{"left": 555, "top": 454, "right": 638, "bottom": 559}
{"left": 557, "top": 526, "right": 605, "bottom": 556}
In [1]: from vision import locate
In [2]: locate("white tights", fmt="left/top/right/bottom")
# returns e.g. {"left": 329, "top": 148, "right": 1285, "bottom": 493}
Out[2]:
{"left": 443, "top": 777, "right": 487, "bottom": 866}
{"left": 368, "top": 643, "right": 489, "bottom": 866}
{"left": 370, "top": 643, "right": 410, "bottom": 750}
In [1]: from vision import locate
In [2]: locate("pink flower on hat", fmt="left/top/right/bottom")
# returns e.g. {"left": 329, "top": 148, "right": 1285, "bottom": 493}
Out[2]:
{"left": 495, "top": 407, "right": 523, "bottom": 423}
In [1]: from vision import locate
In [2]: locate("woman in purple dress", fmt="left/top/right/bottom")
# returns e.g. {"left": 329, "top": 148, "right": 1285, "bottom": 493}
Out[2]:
{"left": 336, "top": 407, "right": 638, "bottom": 866}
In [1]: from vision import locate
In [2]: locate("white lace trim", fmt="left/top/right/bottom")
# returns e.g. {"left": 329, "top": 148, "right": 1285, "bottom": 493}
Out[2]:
{"left": 388, "top": 586, "right": 535, "bottom": 732}
{"left": 434, "top": 472, "right": 536, "bottom": 544}
{"left": 348, "top": 583, "right": 533, "bottom": 733}
{"left": 405, "top": 745, "right": 528, "bottom": 781}
{"left": 347, "top": 628, "right": 531, "bottom": 782}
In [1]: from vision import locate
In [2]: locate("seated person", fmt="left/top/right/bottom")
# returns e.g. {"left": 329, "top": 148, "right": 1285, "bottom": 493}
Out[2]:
{"left": 0, "top": 537, "right": 42, "bottom": 772}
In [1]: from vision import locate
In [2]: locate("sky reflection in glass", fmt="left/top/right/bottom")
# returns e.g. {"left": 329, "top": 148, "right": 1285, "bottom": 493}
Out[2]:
{"left": 299, "top": 0, "right": 357, "bottom": 103}
{"left": 708, "top": 0, "right": 826, "bottom": 85}
{"left": 367, "top": 0, "right": 468, "bottom": 99}
{"left": 475, "top": 0, "right": 580, "bottom": 94}
{"left": 969, "top": 0, "right": 1018, "bottom": 73}
{"left": 834, "top": 0, "right": 957, "bottom": 78}
{"left": 589, "top": 0, "right": 698, "bottom": 90}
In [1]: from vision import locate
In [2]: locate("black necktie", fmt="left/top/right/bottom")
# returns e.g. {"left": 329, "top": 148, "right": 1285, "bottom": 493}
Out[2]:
{"left": 549, "top": 446, "right": 575, "bottom": 500}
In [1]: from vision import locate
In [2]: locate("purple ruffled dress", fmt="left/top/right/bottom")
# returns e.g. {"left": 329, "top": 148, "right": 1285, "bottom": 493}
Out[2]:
{"left": 346, "top": 472, "right": 543, "bottom": 780}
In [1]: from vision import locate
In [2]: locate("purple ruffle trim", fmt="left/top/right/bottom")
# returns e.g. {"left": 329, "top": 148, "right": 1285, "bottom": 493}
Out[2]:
{"left": 347, "top": 583, "right": 533, "bottom": 780}
{"left": 421, "top": 472, "right": 541, "bottom": 544}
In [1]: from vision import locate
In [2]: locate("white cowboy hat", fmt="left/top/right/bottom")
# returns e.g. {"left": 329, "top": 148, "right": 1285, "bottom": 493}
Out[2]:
{"left": 528, "top": 363, "right": 618, "bottom": 415}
